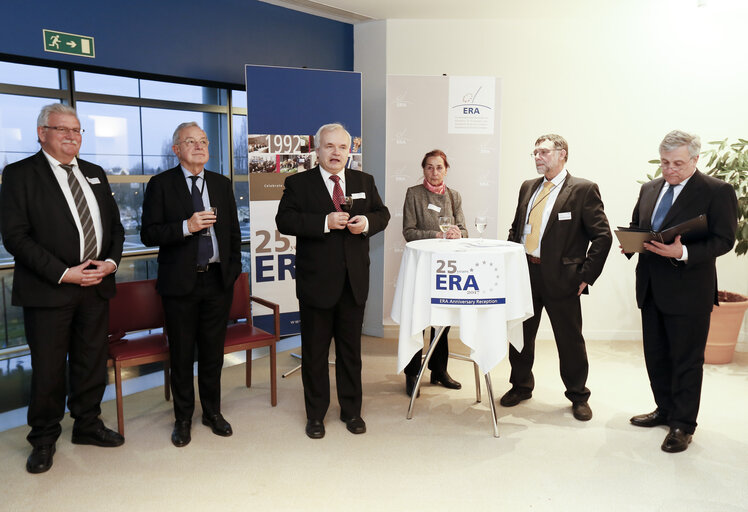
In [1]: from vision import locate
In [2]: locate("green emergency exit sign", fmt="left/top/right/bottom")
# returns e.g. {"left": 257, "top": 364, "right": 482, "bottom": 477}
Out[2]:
{"left": 43, "top": 30, "right": 95, "bottom": 58}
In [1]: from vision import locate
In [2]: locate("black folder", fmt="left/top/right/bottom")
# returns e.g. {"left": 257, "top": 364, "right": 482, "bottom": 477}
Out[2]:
{"left": 615, "top": 214, "right": 708, "bottom": 253}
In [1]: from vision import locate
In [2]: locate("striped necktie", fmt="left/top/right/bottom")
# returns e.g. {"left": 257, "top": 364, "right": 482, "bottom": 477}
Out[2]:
{"left": 60, "top": 164, "right": 97, "bottom": 261}
{"left": 330, "top": 174, "right": 344, "bottom": 212}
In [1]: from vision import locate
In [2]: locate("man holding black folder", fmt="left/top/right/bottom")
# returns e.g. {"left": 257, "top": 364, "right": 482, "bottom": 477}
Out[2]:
{"left": 627, "top": 130, "right": 737, "bottom": 453}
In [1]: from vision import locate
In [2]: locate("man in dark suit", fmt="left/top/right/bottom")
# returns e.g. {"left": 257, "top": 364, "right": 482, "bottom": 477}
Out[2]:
{"left": 502, "top": 134, "right": 611, "bottom": 421}
{"left": 0, "top": 103, "right": 125, "bottom": 473}
{"left": 141, "top": 122, "right": 241, "bottom": 447}
{"left": 276, "top": 123, "right": 390, "bottom": 439}
{"left": 626, "top": 130, "right": 737, "bottom": 453}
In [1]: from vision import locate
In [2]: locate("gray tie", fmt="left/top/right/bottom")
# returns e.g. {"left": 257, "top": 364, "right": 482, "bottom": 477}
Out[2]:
{"left": 60, "top": 164, "right": 97, "bottom": 261}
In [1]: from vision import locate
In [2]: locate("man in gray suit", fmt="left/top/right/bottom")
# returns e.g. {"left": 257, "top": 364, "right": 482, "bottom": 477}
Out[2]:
{"left": 502, "top": 134, "right": 611, "bottom": 421}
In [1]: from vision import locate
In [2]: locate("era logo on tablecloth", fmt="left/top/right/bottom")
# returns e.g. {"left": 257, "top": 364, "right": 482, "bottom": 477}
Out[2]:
{"left": 431, "top": 253, "right": 505, "bottom": 307}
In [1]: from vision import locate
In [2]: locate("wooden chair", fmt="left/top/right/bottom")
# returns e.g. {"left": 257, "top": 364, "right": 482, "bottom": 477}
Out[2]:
{"left": 107, "top": 279, "right": 170, "bottom": 435}
{"left": 224, "top": 273, "right": 280, "bottom": 406}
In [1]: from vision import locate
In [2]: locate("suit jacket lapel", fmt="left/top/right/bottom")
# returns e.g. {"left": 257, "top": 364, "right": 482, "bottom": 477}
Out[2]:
{"left": 639, "top": 179, "right": 664, "bottom": 230}
{"left": 169, "top": 166, "right": 195, "bottom": 218}
{"left": 33, "top": 151, "right": 77, "bottom": 229}
{"left": 545, "top": 174, "right": 573, "bottom": 235}
{"left": 312, "top": 166, "right": 337, "bottom": 212}
{"left": 519, "top": 177, "right": 543, "bottom": 223}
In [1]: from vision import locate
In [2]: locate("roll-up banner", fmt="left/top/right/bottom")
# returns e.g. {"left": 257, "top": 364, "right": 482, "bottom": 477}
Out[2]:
{"left": 245, "top": 65, "right": 362, "bottom": 335}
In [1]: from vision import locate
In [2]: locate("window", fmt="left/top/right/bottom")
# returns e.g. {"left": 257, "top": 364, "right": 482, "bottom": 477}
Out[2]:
{"left": 0, "top": 60, "right": 250, "bottom": 350}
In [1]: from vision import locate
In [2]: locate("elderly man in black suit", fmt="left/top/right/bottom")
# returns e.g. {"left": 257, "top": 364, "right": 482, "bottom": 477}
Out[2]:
{"left": 627, "top": 130, "right": 737, "bottom": 453}
{"left": 141, "top": 122, "right": 241, "bottom": 447}
{"left": 502, "top": 134, "right": 612, "bottom": 421}
{"left": 276, "top": 123, "right": 390, "bottom": 439}
{"left": 1, "top": 103, "right": 125, "bottom": 473}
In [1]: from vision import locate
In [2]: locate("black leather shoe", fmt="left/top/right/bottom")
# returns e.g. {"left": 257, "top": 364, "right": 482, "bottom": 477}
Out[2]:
{"left": 630, "top": 409, "right": 669, "bottom": 428}
{"left": 202, "top": 413, "right": 233, "bottom": 437}
{"left": 341, "top": 416, "right": 366, "bottom": 435}
{"left": 499, "top": 387, "right": 532, "bottom": 407}
{"left": 572, "top": 401, "right": 593, "bottom": 421}
{"left": 72, "top": 426, "right": 124, "bottom": 447}
{"left": 305, "top": 419, "right": 325, "bottom": 439}
{"left": 171, "top": 420, "right": 192, "bottom": 447}
{"left": 661, "top": 427, "right": 692, "bottom": 453}
{"left": 405, "top": 375, "right": 420, "bottom": 397}
{"left": 430, "top": 371, "right": 462, "bottom": 389}
{"left": 26, "top": 444, "right": 55, "bottom": 474}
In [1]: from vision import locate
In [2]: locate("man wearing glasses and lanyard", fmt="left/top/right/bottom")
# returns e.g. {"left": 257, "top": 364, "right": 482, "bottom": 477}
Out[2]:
{"left": 141, "top": 122, "right": 241, "bottom": 448}
{"left": 503, "top": 134, "right": 611, "bottom": 421}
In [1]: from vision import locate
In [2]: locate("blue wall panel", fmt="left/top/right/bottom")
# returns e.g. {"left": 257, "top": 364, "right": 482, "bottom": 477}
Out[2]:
{"left": 0, "top": 0, "right": 353, "bottom": 85}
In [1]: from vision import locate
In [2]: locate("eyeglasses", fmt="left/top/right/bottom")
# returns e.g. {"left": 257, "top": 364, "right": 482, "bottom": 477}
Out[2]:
{"left": 660, "top": 158, "right": 694, "bottom": 170}
{"left": 531, "top": 148, "right": 561, "bottom": 158}
{"left": 179, "top": 138, "right": 209, "bottom": 148}
{"left": 44, "top": 125, "right": 84, "bottom": 135}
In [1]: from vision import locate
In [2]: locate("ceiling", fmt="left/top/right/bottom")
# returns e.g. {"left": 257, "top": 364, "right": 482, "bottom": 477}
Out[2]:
{"left": 257, "top": 0, "right": 612, "bottom": 23}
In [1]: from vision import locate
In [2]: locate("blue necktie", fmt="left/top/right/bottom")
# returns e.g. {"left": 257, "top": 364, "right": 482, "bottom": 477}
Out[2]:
{"left": 651, "top": 185, "right": 674, "bottom": 232}
{"left": 190, "top": 175, "right": 213, "bottom": 266}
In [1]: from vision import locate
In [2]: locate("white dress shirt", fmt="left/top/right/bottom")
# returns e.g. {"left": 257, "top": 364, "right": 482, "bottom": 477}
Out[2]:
{"left": 522, "top": 169, "right": 568, "bottom": 257}
{"left": 651, "top": 175, "right": 692, "bottom": 261}
{"left": 180, "top": 167, "right": 219, "bottom": 263}
{"left": 319, "top": 165, "right": 368, "bottom": 234}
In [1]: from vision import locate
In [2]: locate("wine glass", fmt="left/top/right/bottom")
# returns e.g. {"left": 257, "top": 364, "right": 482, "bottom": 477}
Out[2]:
{"left": 438, "top": 216, "right": 452, "bottom": 239}
{"left": 202, "top": 207, "right": 217, "bottom": 237}
{"left": 341, "top": 195, "right": 353, "bottom": 212}
{"left": 475, "top": 215, "right": 487, "bottom": 241}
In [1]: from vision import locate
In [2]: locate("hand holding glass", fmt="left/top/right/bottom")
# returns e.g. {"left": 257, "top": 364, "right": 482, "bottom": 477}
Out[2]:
{"left": 341, "top": 195, "right": 353, "bottom": 212}
{"left": 438, "top": 216, "right": 452, "bottom": 238}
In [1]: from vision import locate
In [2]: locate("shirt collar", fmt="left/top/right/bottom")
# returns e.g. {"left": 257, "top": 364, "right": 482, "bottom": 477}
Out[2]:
{"left": 544, "top": 168, "right": 567, "bottom": 186}
{"left": 181, "top": 166, "right": 204, "bottom": 180}
{"left": 42, "top": 149, "right": 78, "bottom": 171}
{"left": 320, "top": 165, "right": 344, "bottom": 184}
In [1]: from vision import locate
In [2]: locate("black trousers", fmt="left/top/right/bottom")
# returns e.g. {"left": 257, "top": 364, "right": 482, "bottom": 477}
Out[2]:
{"left": 299, "top": 277, "right": 365, "bottom": 421}
{"left": 162, "top": 266, "right": 232, "bottom": 422}
{"left": 404, "top": 326, "right": 450, "bottom": 377}
{"left": 640, "top": 295, "right": 710, "bottom": 434}
{"left": 24, "top": 286, "right": 109, "bottom": 447}
{"left": 508, "top": 261, "right": 590, "bottom": 403}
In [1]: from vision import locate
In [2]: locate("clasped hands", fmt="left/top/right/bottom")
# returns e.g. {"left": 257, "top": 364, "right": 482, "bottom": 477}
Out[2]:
{"left": 327, "top": 212, "right": 366, "bottom": 234}
{"left": 62, "top": 259, "right": 116, "bottom": 287}
{"left": 436, "top": 225, "right": 461, "bottom": 239}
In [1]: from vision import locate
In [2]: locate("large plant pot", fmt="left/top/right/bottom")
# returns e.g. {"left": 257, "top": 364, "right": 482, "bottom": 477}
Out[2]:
{"left": 705, "top": 291, "right": 748, "bottom": 364}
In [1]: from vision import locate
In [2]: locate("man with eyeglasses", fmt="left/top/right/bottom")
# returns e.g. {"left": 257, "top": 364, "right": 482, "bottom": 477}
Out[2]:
{"left": 141, "top": 122, "right": 241, "bottom": 447}
{"left": 502, "top": 134, "right": 611, "bottom": 421}
{"left": 625, "top": 130, "right": 737, "bottom": 453}
{"left": 0, "top": 103, "right": 125, "bottom": 473}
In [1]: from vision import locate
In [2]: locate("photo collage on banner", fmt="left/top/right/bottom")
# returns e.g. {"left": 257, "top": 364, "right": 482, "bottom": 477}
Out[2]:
{"left": 245, "top": 65, "right": 362, "bottom": 336}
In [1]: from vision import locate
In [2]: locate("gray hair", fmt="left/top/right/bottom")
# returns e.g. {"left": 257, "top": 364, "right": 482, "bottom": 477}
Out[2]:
{"left": 37, "top": 103, "right": 78, "bottom": 127}
{"left": 660, "top": 130, "right": 701, "bottom": 159}
{"left": 172, "top": 122, "right": 201, "bottom": 146}
{"left": 535, "top": 133, "right": 569, "bottom": 162}
{"left": 314, "top": 123, "right": 352, "bottom": 150}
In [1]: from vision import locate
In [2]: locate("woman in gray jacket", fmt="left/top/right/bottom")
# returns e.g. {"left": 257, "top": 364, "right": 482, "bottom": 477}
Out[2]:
{"left": 402, "top": 149, "right": 468, "bottom": 397}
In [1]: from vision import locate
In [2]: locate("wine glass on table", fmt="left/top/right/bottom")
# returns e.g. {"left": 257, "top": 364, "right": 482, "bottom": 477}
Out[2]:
{"left": 475, "top": 215, "right": 487, "bottom": 241}
{"left": 438, "top": 216, "right": 452, "bottom": 240}
{"left": 341, "top": 195, "right": 353, "bottom": 213}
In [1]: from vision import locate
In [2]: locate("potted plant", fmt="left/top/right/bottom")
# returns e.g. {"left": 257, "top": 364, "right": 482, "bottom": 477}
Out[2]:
{"left": 645, "top": 138, "right": 748, "bottom": 363}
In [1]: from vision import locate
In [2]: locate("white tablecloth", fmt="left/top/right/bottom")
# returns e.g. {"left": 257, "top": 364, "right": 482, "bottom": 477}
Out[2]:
{"left": 391, "top": 239, "right": 533, "bottom": 375}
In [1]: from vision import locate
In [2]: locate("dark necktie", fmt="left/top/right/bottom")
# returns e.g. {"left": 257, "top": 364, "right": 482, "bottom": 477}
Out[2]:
{"left": 652, "top": 185, "right": 674, "bottom": 232}
{"left": 190, "top": 175, "right": 213, "bottom": 266}
{"left": 60, "top": 164, "right": 97, "bottom": 261}
{"left": 330, "top": 174, "right": 343, "bottom": 212}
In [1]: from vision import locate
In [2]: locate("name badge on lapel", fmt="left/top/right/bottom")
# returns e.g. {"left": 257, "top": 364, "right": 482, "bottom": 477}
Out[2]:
{"left": 428, "top": 204, "right": 441, "bottom": 212}
{"left": 86, "top": 176, "right": 101, "bottom": 185}
{"left": 351, "top": 192, "right": 366, "bottom": 199}
{"left": 558, "top": 212, "right": 572, "bottom": 221}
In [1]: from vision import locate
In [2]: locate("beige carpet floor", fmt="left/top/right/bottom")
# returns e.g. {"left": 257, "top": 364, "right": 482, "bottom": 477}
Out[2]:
{"left": 1, "top": 337, "right": 747, "bottom": 512}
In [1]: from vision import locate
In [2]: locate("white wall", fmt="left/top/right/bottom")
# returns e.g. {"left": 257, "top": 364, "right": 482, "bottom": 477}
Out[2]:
{"left": 357, "top": 0, "right": 748, "bottom": 346}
